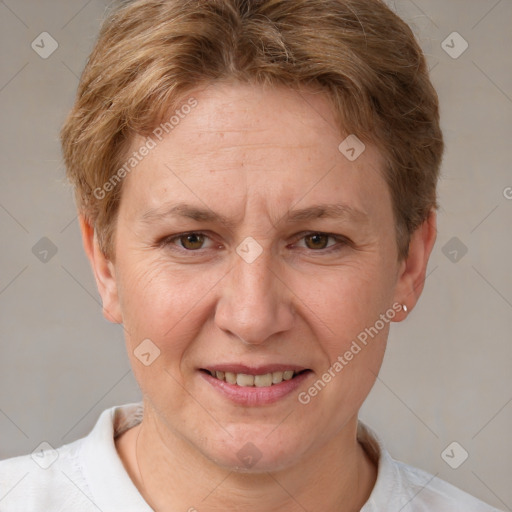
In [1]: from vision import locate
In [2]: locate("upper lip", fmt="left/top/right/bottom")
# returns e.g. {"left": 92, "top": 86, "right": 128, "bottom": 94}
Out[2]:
{"left": 201, "top": 364, "right": 309, "bottom": 375}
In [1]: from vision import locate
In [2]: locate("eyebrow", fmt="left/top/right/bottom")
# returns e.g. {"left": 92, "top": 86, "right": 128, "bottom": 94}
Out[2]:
{"left": 140, "top": 202, "right": 369, "bottom": 228}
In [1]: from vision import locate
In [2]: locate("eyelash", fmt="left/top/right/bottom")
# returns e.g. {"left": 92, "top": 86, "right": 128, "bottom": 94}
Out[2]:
{"left": 159, "top": 231, "right": 350, "bottom": 254}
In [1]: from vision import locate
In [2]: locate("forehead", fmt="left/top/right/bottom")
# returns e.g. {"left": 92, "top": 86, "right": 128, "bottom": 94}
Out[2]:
{"left": 119, "top": 82, "right": 390, "bottom": 224}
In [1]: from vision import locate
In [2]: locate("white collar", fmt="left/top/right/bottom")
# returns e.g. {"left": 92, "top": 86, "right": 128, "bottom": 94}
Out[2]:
{"left": 79, "top": 402, "right": 152, "bottom": 511}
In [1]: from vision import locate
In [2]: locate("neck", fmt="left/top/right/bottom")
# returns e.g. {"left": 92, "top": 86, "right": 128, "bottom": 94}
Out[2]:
{"left": 116, "top": 406, "right": 377, "bottom": 512}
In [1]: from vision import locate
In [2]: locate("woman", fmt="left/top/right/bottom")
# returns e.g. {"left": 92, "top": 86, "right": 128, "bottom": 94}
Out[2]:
{"left": 0, "top": 0, "right": 503, "bottom": 510}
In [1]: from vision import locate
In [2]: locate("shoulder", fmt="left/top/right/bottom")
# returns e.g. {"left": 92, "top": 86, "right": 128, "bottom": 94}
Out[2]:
{"left": 0, "top": 402, "right": 146, "bottom": 512}
{"left": 0, "top": 439, "right": 96, "bottom": 512}
{"left": 357, "top": 422, "right": 503, "bottom": 512}
{"left": 394, "top": 459, "right": 503, "bottom": 512}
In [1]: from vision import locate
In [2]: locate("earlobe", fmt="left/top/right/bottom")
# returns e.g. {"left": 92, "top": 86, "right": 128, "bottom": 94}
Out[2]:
{"left": 79, "top": 215, "right": 123, "bottom": 324}
{"left": 392, "top": 210, "right": 437, "bottom": 320}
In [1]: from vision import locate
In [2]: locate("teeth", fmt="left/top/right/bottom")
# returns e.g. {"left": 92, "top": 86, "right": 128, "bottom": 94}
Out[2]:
{"left": 254, "top": 373, "right": 273, "bottom": 387}
{"left": 272, "top": 371, "right": 284, "bottom": 384}
{"left": 236, "top": 373, "right": 255, "bottom": 387}
{"left": 208, "top": 370, "right": 300, "bottom": 386}
{"left": 225, "top": 372, "right": 237, "bottom": 384}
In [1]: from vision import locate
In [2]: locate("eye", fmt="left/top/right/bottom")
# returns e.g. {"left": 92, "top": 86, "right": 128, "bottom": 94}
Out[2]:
{"left": 162, "top": 232, "right": 215, "bottom": 251}
{"left": 159, "top": 231, "right": 349, "bottom": 254}
{"left": 294, "top": 232, "right": 348, "bottom": 251}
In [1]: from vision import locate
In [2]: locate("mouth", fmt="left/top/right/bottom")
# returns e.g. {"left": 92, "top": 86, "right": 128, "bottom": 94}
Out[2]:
{"left": 200, "top": 368, "right": 310, "bottom": 387}
{"left": 199, "top": 365, "right": 312, "bottom": 405}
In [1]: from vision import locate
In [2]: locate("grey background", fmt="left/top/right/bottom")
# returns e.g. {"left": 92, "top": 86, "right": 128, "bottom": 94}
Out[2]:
{"left": 0, "top": 0, "right": 511, "bottom": 509}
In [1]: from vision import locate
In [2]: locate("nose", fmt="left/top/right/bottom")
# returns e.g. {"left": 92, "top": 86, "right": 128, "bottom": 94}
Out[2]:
{"left": 214, "top": 244, "right": 295, "bottom": 346}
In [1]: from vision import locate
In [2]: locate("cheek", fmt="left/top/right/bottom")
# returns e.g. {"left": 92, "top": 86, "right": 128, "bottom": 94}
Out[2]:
{"left": 294, "top": 261, "right": 393, "bottom": 417}
{"left": 117, "top": 258, "right": 170, "bottom": 333}
{"left": 115, "top": 255, "right": 213, "bottom": 403}
{"left": 299, "top": 256, "right": 394, "bottom": 334}
{"left": 288, "top": 256, "right": 397, "bottom": 403}
{"left": 115, "top": 253, "right": 223, "bottom": 351}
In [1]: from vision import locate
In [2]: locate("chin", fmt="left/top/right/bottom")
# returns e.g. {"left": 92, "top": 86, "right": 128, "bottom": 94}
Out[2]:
{"left": 200, "top": 427, "right": 309, "bottom": 474}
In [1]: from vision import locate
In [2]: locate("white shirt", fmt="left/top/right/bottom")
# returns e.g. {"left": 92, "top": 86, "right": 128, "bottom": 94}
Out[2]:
{"left": 0, "top": 402, "right": 503, "bottom": 511}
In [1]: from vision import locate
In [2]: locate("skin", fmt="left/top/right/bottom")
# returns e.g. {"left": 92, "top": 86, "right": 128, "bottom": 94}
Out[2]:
{"left": 80, "top": 81, "right": 437, "bottom": 511}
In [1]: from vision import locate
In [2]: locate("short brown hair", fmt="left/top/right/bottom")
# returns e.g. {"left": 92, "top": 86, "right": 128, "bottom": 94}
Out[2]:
{"left": 61, "top": 0, "right": 444, "bottom": 261}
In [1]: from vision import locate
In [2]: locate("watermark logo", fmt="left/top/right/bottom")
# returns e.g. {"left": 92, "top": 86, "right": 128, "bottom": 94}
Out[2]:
{"left": 134, "top": 338, "right": 161, "bottom": 366}
{"left": 442, "top": 236, "right": 468, "bottom": 264}
{"left": 441, "top": 441, "right": 469, "bottom": 469}
{"left": 31, "top": 441, "right": 59, "bottom": 469}
{"left": 236, "top": 237, "right": 263, "bottom": 264}
{"left": 237, "top": 442, "right": 263, "bottom": 469}
{"left": 338, "top": 134, "right": 366, "bottom": 162}
{"left": 31, "top": 32, "right": 59, "bottom": 59}
{"left": 441, "top": 32, "right": 469, "bottom": 59}
{"left": 32, "top": 237, "right": 58, "bottom": 263}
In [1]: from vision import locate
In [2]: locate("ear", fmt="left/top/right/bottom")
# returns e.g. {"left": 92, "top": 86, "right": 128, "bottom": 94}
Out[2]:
{"left": 392, "top": 210, "right": 437, "bottom": 320}
{"left": 79, "top": 215, "right": 122, "bottom": 324}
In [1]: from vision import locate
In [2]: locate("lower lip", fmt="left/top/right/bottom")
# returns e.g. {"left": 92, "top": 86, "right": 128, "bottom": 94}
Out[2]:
{"left": 200, "top": 371, "right": 312, "bottom": 406}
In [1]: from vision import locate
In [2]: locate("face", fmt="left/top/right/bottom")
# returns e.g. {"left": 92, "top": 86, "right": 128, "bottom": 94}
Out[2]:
{"left": 90, "top": 82, "right": 428, "bottom": 472}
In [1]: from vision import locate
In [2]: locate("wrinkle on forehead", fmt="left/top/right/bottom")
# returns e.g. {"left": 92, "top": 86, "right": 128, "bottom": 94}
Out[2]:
{"left": 119, "top": 83, "right": 391, "bottom": 239}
